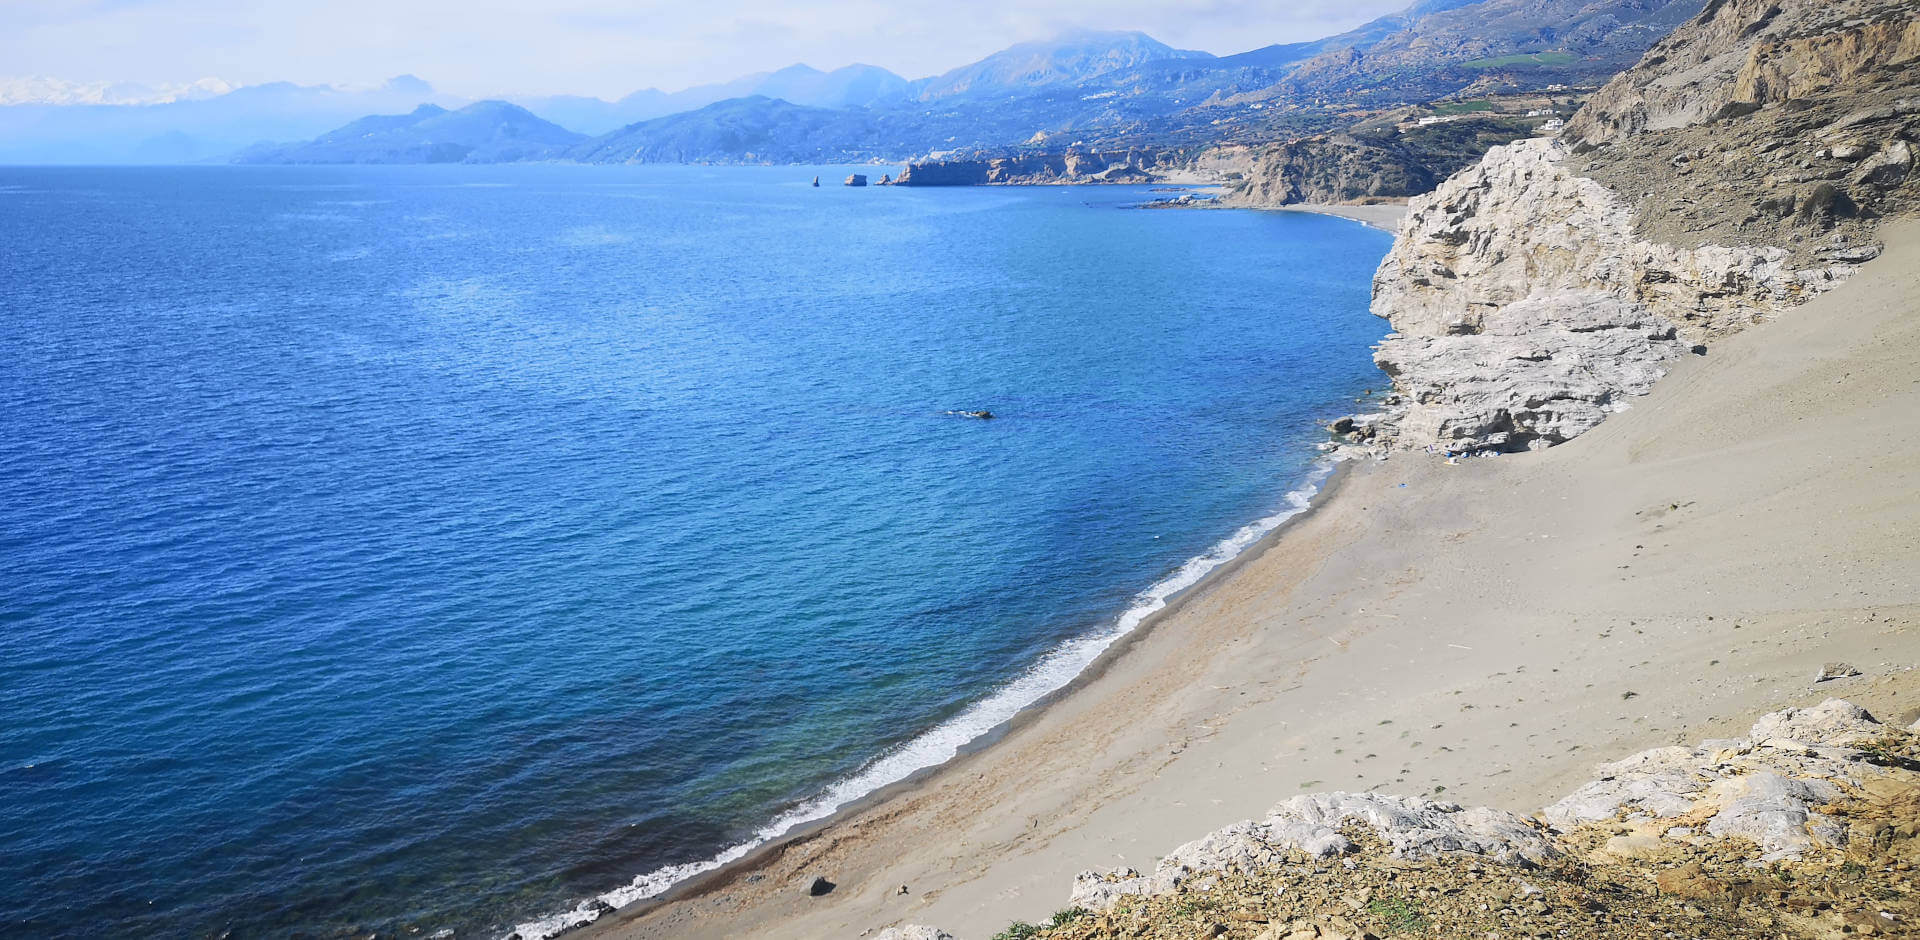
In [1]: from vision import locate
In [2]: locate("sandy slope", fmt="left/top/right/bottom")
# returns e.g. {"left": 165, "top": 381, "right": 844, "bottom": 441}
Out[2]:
{"left": 584, "top": 220, "right": 1920, "bottom": 940}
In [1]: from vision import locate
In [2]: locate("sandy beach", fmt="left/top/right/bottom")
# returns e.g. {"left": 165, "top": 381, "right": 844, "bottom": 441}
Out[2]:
{"left": 1268, "top": 202, "right": 1410, "bottom": 232}
{"left": 582, "top": 219, "right": 1920, "bottom": 940}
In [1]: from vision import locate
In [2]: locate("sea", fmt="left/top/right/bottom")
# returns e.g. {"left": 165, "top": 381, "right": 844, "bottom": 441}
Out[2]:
{"left": 0, "top": 164, "right": 1391, "bottom": 938}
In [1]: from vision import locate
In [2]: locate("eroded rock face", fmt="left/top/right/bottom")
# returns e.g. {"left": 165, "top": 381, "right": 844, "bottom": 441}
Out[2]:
{"left": 1363, "top": 137, "right": 1848, "bottom": 451}
{"left": 1568, "top": 0, "right": 1920, "bottom": 144}
{"left": 1372, "top": 290, "right": 1686, "bottom": 451}
{"left": 1068, "top": 792, "right": 1553, "bottom": 911}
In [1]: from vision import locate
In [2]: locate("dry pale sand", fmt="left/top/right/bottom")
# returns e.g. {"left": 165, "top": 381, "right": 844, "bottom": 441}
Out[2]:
{"left": 584, "top": 220, "right": 1920, "bottom": 940}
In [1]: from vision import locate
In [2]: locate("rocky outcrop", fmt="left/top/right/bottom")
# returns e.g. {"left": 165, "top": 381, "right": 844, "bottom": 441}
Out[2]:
{"left": 1218, "top": 117, "right": 1544, "bottom": 208}
{"left": 868, "top": 699, "right": 1920, "bottom": 940}
{"left": 875, "top": 927, "right": 953, "bottom": 940}
{"left": 1361, "top": 137, "right": 1851, "bottom": 451}
{"left": 1567, "top": 0, "right": 1920, "bottom": 144}
{"left": 1068, "top": 792, "right": 1554, "bottom": 911}
{"left": 1542, "top": 699, "right": 1893, "bottom": 862}
{"left": 895, "top": 149, "right": 1171, "bottom": 186}
{"left": 1352, "top": 0, "right": 1916, "bottom": 453}
{"left": 1218, "top": 136, "right": 1436, "bottom": 207}
{"left": 1562, "top": 0, "right": 1920, "bottom": 256}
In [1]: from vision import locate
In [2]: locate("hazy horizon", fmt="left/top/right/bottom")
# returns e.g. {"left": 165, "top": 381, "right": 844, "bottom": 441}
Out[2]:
{"left": 2, "top": 0, "right": 1410, "bottom": 102}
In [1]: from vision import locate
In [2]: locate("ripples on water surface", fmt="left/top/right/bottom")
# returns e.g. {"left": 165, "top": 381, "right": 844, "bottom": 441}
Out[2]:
{"left": 0, "top": 164, "right": 1390, "bottom": 937}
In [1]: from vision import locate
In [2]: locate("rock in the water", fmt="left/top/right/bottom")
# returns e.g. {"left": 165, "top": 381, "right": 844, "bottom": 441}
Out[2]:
{"left": 1814, "top": 661, "right": 1863, "bottom": 682}
{"left": 807, "top": 875, "right": 836, "bottom": 896}
{"left": 844, "top": 174, "right": 868, "bottom": 187}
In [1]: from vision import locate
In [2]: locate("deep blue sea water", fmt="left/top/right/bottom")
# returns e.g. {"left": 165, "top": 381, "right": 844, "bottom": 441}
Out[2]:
{"left": 0, "top": 164, "right": 1390, "bottom": 938}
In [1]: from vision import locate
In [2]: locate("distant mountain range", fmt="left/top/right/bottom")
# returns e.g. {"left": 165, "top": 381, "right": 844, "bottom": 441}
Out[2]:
{"left": 557, "top": 0, "right": 1702, "bottom": 167}
{"left": 512, "top": 63, "right": 912, "bottom": 135}
{"left": 233, "top": 101, "right": 582, "bottom": 164}
{"left": 0, "top": 75, "right": 448, "bottom": 163}
{"left": 0, "top": 0, "right": 1706, "bottom": 167}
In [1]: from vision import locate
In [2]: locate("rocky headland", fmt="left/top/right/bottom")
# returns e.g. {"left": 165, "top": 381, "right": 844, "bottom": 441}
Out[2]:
{"left": 1341, "top": 0, "right": 1918, "bottom": 454}
{"left": 894, "top": 151, "right": 1169, "bottom": 186}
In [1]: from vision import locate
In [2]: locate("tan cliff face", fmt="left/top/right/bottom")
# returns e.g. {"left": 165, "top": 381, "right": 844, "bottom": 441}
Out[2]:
{"left": 1345, "top": 0, "right": 1917, "bottom": 454}
{"left": 1217, "top": 136, "right": 1437, "bottom": 207}
{"left": 1569, "top": 0, "right": 1920, "bottom": 144}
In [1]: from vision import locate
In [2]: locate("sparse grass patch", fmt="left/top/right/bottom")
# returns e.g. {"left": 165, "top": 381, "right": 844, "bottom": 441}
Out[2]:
{"left": 991, "top": 921, "right": 1040, "bottom": 940}
{"left": 1368, "top": 895, "right": 1430, "bottom": 934}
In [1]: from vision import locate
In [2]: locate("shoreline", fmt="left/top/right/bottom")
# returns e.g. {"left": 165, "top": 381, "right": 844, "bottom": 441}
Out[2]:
{"left": 1263, "top": 202, "right": 1409, "bottom": 232}
{"left": 575, "top": 219, "right": 1920, "bottom": 940}
{"left": 522, "top": 460, "right": 1355, "bottom": 939}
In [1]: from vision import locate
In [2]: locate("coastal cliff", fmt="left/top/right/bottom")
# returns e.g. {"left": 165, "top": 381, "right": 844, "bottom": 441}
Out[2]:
{"left": 1346, "top": 0, "right": 1918, "bottom": 453}
{"left": 894, "top": 150, "right": 1165, "bottom": 186}
{"left": 1215, "top": 117, "right": 1544, "bottom": 208}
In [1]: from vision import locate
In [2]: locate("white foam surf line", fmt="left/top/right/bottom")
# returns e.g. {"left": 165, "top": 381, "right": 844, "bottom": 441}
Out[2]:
{"left": 508, "top": 458, "right": 1340, "bottom": 940}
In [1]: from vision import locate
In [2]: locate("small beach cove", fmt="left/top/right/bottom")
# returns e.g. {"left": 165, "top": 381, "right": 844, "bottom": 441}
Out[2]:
{"left": 580, "top": 221, "right": 1920, "bottom": 940}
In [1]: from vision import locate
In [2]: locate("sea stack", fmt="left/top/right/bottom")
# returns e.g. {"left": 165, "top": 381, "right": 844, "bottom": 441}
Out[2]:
{"left": 844, "top": 174, "right": 868, "bottom": 187}
{"left": 811, "top": 175, "right": 820, "bottom": 187}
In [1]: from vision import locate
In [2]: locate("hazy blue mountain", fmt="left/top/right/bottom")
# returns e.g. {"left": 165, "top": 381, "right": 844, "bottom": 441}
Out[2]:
{"left": 568, "top": 96, "right": 895, "bottom": 164}
{"left": 235, "top": 101, "right": 583, "bottom": 164}
{"left": 909, "top": 30, "right": 1212, "bottom": 100}
{"left": 0, "top": 75, "right": 445, "bottom": 164}
{"left": 754, "top": 64, "right": 911, "bottom": 108}
{"left": 515, "top": 64, "right": 909, "bottom": 135}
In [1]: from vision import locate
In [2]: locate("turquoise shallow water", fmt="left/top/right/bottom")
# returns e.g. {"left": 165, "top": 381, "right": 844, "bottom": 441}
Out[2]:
{"left": 0, "top": 165, "right": 1390, "bottom": 938}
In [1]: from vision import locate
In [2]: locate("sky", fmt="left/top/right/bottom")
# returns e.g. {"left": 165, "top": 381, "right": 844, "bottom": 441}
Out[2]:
{"left": 0, "top": 0, "right": 1411, "bottom": 100}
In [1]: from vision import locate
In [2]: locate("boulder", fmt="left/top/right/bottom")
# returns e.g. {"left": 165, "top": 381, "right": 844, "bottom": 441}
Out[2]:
{"left": 1748, "top": 697, "right": 1882, "bottom": 746}
{"left": 1814, "top": 661, "right": 1863, "bottom": 682}
{"left": 1854, "top": 140, "right": 1913, "bottom": 189}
